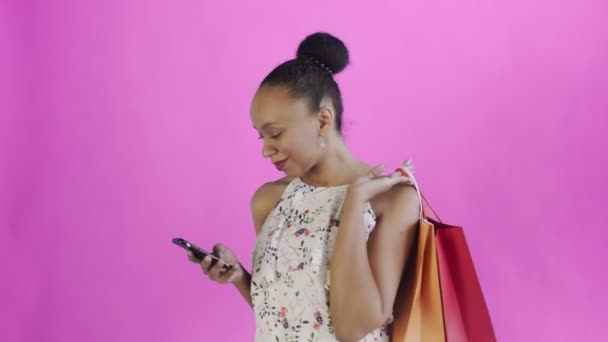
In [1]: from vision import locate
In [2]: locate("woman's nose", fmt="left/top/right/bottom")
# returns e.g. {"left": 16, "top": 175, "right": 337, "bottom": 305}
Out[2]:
{"left": 262, "top": 140, "right": 275, "bottom": 158}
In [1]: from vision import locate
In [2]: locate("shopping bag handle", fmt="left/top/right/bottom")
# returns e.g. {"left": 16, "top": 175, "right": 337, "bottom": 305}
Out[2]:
{"left": 396, "top": 161, "right": 443, "bottom": 223}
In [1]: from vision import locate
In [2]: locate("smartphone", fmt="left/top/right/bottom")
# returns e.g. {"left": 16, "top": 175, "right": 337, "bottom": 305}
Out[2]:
{"left": 172, "top": 237, "right": 232, "bottom": 271}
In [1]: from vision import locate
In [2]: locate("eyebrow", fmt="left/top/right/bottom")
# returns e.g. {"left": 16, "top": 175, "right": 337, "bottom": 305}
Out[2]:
{"left": 255, "top": 122, "right": 279, "bottom": 131}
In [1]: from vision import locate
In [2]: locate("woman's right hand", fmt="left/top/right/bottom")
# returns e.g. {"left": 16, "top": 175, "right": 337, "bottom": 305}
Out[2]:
{"left": 186, "top": 244, "right": 244, "bottom": 285}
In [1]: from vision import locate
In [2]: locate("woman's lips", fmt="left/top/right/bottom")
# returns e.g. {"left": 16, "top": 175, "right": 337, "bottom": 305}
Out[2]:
{"left": 273, "top": 159, "right": 287, "bottom": 171}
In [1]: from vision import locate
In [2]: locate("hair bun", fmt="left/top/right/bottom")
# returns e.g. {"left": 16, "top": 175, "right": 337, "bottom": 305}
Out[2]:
{"left": 296, "top": 32, "right": 349, "bottom": 75}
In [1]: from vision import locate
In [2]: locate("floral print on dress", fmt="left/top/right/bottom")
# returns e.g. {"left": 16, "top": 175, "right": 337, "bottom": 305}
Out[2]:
{"left": 251, "top": 178, "right": 391, "bottom": 342}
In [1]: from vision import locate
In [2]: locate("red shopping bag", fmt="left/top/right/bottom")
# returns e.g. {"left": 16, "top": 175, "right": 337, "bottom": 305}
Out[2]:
{"left": 395, "top": 162, "right": 497, "bottom": 342}
{"left": 432, "top": 216, "right": 497, "bottom": 342}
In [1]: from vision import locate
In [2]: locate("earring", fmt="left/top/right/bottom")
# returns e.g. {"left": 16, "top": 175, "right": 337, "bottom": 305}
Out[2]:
{"left": 319, "top": 134, "right": 327, "bottom": 149}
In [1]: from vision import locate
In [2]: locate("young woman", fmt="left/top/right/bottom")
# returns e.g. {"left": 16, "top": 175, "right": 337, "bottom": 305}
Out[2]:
{"left": 186, "top": 32, "right": 419, "bottom": 342}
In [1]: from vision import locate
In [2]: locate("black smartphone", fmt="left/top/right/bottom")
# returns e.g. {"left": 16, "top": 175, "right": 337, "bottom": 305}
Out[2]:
{"left": 172, "top": 238, "right": 232, "bottom": 271}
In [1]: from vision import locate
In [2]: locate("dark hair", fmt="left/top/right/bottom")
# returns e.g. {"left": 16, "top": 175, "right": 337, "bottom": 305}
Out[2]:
{"left": 260, "top": 32, "right": 350, "bottom": 133}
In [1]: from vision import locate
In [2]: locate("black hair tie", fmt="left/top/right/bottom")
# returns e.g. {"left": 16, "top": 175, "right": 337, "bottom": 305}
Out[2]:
{"left": 302, "top": 56, "right": 334, "bottom": 76}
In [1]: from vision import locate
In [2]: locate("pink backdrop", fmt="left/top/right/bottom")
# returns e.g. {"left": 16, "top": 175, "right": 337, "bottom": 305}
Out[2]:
{"left": 1, "top": 0, "right": 607, "bottom": 341}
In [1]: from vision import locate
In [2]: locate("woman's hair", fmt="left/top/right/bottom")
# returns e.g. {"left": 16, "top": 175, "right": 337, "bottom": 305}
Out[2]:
{"left": 260, "top": 32, "right": 350, "bottom": 133}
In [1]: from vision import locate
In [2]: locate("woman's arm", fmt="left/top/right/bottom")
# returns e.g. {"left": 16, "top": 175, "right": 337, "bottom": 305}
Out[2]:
{"left": 232, "top": 269, "right": 253, "bottom": 307}
{"left": 190, "top": 180, "right": 287, "bottom": 308}
{"left": 234, "top": 180, "right": 287, "bottom": 306}
{"left": 330, "top": 183, "right": 419, "bottom": 341}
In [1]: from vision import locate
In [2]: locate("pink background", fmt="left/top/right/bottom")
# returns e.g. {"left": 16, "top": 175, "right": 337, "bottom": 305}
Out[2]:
{"left": 1, "top": 0, "right": 607, "bottom": 341}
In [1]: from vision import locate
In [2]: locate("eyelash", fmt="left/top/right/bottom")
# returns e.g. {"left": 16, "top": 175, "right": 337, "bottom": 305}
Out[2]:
{"left": 258, "top": 132, "right": 282, "bottom": 140}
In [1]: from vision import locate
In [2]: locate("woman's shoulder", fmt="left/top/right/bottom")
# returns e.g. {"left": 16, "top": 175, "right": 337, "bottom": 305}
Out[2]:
{"left": 250, "top": 177, "right": 293, "bottom": 234}
{"left": 368, "top": 163, "right": 420, "bottom": 219}
{"left": 371, "top": 183, "right": 419, "bottom": 218}
{"left": 252, "top": 176, "right": 292, "bottom": 201}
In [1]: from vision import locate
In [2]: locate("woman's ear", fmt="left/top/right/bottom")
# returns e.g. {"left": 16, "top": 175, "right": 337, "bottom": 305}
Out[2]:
{"left": 317, "top": 99, "right": 335, "bottom": 134}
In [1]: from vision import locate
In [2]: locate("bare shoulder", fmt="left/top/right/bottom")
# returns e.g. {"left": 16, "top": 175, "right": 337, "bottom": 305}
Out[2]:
{"left": 371, "top": 183, "right": 420, "bottom": 224}
{"left": 352, "top": 159, "right": 420, "bottom": 222}
{"left": 252, "top": 176, "right": 291, "bottom": 202}
{"left": 251, "top": 177, "right": 292, "bottom": 235}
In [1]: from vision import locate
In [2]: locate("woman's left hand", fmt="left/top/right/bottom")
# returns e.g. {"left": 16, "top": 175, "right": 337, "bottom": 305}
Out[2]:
{"left": 346, "top": 162, "right": 415, "bottom": 204}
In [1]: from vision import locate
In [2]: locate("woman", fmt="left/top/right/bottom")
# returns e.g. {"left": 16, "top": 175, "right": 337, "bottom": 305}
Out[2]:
{"left": 186, "top": 32, "right": 420, "bottom": 342}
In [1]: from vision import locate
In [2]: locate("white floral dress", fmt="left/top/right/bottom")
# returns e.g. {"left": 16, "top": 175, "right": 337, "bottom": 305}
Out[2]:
{"left": 251, "top": 177, "right": 391, "bottom": 341}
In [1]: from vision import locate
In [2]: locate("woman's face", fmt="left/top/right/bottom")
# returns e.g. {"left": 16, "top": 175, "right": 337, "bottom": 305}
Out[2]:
{"left": 251, "top": 85, "right": 323, "bottom": 177}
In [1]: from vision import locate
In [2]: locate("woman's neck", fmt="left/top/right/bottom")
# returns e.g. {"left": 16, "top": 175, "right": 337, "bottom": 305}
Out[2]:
{"left": 301, "top": 140, "right": 368, "bottom": 187}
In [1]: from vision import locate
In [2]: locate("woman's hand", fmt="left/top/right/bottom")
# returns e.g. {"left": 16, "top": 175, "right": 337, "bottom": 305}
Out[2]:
{"left": 186, "top": 244, "right": 245, "bottom": 285}
{"left": 346, "top": 161, "right": 415, "bottom": 204}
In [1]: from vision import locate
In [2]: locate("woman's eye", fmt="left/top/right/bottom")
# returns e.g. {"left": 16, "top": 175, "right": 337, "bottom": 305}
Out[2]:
{"left": 257, "top": 131, "right": 282, "bottom": 140}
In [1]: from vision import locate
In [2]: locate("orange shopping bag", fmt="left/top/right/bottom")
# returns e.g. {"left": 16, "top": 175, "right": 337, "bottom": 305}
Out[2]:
{"left": 391, "top": 165, "right": 445, "bottom": 342}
